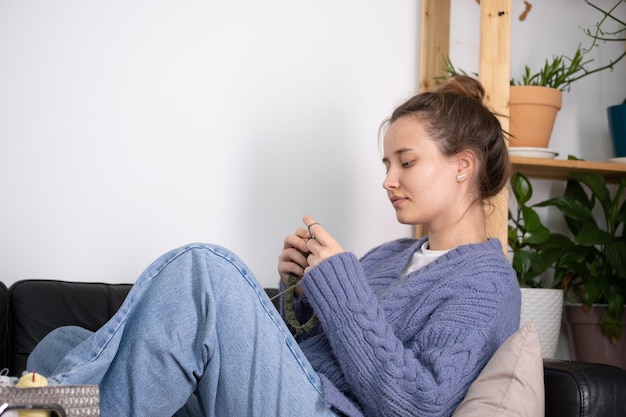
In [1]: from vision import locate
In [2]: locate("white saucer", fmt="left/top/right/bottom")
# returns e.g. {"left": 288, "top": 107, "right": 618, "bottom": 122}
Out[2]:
{"left": 508, "top": 147, "right": 559, "bottom": 159}
{"left": 606, "top": 157, "right": 626, "bottom": 164}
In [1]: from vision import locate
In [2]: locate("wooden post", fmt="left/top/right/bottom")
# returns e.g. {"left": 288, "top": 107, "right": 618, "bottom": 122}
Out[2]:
{"left": 415, "top": 0, "right": 451, "bottom": 238}
{"left": 419, "top": 0, "right": 451, "bottom": 93}
{"left": 478, "top": 0, "right": 512, "bottom": 254}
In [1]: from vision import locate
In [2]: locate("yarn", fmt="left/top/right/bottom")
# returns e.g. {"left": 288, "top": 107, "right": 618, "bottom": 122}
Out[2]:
{"left": 283, "top": 274, "right": 318, "bottom": 337}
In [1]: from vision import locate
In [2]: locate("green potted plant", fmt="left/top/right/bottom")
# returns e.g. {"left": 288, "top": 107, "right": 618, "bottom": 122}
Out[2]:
{"left": 441, "top": 0, "right": 626, "bottom": 149}
{"left": 536, "top": 158, "right": 626, "bottom": 367}
{"left": 508, "top": 172, "right": 572, "bottom": 357}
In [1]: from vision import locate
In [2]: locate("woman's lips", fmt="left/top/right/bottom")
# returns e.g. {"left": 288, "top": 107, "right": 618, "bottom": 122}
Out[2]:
{"left": 390, "top": 196, "right": 407, "bottom": 207}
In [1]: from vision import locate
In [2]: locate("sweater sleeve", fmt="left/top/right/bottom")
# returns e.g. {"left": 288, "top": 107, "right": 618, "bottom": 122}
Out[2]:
{"left": 300, "top": 249, "right": 520, "bottom": 417}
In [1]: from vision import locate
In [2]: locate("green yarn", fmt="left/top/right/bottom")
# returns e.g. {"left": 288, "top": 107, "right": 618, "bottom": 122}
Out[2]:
{"left": 283, "top": 274, "right": 319, "bottom": 337}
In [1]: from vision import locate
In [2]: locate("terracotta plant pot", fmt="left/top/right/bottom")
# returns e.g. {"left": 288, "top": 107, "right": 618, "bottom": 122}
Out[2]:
{"left": 564, "top": 304, "right": 626, "bottom": 370}
{"left": 509, "top": 86, "right": 563, "bottom": 148}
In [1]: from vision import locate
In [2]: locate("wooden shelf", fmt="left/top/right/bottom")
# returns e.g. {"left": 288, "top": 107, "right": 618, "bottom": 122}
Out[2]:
{"left": 511, "top": 157, "right": 626, "bottom": 183}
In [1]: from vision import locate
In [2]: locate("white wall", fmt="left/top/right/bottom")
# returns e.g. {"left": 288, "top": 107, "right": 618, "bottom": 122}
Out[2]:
{"left": 0, "top": 1, "right": 416, "bottom": 288}
{"left": 0, "top": 1, "right": 624, "bottom": 290}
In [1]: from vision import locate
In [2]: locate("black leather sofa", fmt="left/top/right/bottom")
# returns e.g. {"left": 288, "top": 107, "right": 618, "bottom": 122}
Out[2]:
{"left": 2, "top": 279, "right": 626, "bottom": 416}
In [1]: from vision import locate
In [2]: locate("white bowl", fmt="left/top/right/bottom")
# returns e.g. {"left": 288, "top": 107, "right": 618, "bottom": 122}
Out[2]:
{"left": 509, "top": 147, "right": 559, "bottom": 159}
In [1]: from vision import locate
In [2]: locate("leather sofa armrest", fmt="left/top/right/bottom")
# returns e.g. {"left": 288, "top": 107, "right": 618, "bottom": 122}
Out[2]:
{"left": 0, "top": 281, "right": 8, "bottom": 372}
{"left": 544, "top": 359, "right": 626, "bottom": 417}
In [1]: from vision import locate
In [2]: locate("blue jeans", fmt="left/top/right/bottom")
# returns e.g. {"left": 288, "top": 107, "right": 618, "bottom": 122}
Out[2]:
{"left": 28, "top": 243, "right": 339, "bottom": 417}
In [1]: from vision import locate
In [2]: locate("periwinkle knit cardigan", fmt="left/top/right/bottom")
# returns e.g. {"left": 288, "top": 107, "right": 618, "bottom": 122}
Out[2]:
{"left": 289, "top": 237, "right": 521, "bottom": 417}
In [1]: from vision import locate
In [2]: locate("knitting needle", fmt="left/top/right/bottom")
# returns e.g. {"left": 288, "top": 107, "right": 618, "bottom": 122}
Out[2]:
{"left": 270, "top": 283, "right": 300, "bottom": 301}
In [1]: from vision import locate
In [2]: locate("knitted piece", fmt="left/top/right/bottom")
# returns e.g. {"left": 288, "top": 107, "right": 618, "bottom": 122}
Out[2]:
{"left": 284, "top": 274, "right": 318, "bottom": 337}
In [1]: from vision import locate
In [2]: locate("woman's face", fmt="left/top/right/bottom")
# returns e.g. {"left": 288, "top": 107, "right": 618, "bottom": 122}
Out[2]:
{"left": 382, "top": 116, "right": 467, "bottom": 230}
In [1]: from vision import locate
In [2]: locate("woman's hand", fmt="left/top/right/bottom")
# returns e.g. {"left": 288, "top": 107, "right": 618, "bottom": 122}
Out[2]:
{"left": 301, "top": 215, "right": 344, "bottom": 273}
{"left": 277, "top": 216, "right": 345, "bottom": 294}
{"left": 278, "top": 226, "right": 310, "bottom": 292}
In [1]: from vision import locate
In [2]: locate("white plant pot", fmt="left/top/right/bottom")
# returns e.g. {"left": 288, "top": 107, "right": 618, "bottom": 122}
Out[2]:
{"left": 520, "top": 288, "right": 564, "bottom": 358}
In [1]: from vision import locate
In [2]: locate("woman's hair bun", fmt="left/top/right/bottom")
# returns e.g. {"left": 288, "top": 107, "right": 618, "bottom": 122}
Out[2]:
{"left": 438, "top": 74, "right": 485, "bottom": 103}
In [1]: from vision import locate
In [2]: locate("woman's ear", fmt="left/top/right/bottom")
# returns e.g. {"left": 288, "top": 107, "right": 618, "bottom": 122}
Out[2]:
{"left": 455, "top": 149, "right": 476, "bottom": 179}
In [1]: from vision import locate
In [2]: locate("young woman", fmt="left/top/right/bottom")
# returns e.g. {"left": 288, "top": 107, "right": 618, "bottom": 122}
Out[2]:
{"left": 28, "top": 75, "right": 520, "bottom": 417}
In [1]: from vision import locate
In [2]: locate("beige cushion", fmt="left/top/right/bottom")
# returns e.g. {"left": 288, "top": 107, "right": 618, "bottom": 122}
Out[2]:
{"left": 452, "top": 322, "right": 545, "bottom": 417}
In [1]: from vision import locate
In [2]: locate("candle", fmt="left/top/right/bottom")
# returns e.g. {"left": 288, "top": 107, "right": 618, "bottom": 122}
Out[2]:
{"left": 15, "top": 371, "right": 49, "bottom": 417}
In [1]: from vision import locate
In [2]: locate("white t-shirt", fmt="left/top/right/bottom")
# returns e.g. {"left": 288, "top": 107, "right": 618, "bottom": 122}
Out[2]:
{"left": 402, "top": 241, "right": 450, "bottom": 276}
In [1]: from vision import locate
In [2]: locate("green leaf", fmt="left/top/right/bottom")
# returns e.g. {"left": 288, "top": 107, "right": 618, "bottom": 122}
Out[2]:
{"left": 541, "top": 234, "right": 573, "bottom": 267}
{"left": 605, "top": 241, "right": 626, "bottom": 278}
{"left": 571, "top": 172, "right": 612, "bottom": 217}
{"left": 512, "top": 250, "right": 548, "bottom": 286}
{"left": 511, "top": 173, "right": 533, "bottom": 204}
{"left": 508, "top": 227, "right": 520, "bottom": 247}
{"left": 608, "top": 292, "right": 625, "bottom": 318}
{"left": 512, "top": 250, "right": 533, "bottom": 277}
{"left": 523, "top": 225, "right": 551, "bottom": 245}
{"left": 555, "top": 246, "right": 594, "bottom": 280}
{"left": 585, "top": 279, "right": 604, "bottom": 305}
{"left": 602, "top": 303, "right": 623, "bottom": 343}
{"left": 537, "top": 196, "right": 595, "bottom": 224}
{"left": 575, "top": 222, "right": 615, "bottom": 246}
{"left": 543, "top": 233, "right": 574, "bottom": 250}
{"left": 521, "top": 206, "right": 541, "bottom": 231}
{"left": 564, "top": 179, "right": 593, "bottom": 210}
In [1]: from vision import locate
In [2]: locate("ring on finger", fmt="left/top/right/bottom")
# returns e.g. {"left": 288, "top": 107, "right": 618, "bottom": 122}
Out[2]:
{"left": 307, "top": 222, "right": 320, "bottom": 241}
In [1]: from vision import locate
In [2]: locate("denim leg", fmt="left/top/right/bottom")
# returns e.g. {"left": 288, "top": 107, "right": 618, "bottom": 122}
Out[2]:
{"left": 28, "top": 326, "right": 93, "bottom": 376}
{"left": 30, "top": 327, "right": 203, "bottom": 416}
{"left": 35, "top": 244, "right": 337, "bottom": 417}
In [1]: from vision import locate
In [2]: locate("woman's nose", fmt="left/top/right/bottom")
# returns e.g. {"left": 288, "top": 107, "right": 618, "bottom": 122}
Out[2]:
{"left": 383, "top": 170, "right": 398, "bottom": 190}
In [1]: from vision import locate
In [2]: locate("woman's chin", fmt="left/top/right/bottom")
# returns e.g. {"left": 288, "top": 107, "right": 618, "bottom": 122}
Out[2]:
{"left": 395, "top": 214, "right": 419, "bottom": 226}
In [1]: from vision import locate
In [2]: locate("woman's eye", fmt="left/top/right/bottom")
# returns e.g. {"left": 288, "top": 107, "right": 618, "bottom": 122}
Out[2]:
{"left": 401, "top": 160, "right": 415, "bottom": 168}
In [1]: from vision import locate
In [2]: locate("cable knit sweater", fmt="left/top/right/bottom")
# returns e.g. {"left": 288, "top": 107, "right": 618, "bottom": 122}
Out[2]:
{"left": 286, "top": 237, "right": 520, "bottom": 417}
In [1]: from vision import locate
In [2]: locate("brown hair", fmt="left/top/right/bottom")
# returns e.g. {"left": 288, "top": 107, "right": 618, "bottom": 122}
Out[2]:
{"left": 381, "top": 75, "right": 510, "bottom": 201}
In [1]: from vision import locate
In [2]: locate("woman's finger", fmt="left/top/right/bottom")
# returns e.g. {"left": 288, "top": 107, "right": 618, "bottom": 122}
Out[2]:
{"left": 302, "top": 215, "right": 344, "bottom": 271}
{"left": 283, "top": 229, "right": 310, "bottom": 253}
{"left": 303, "top": 215, "right": 326, "bottom": 243}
